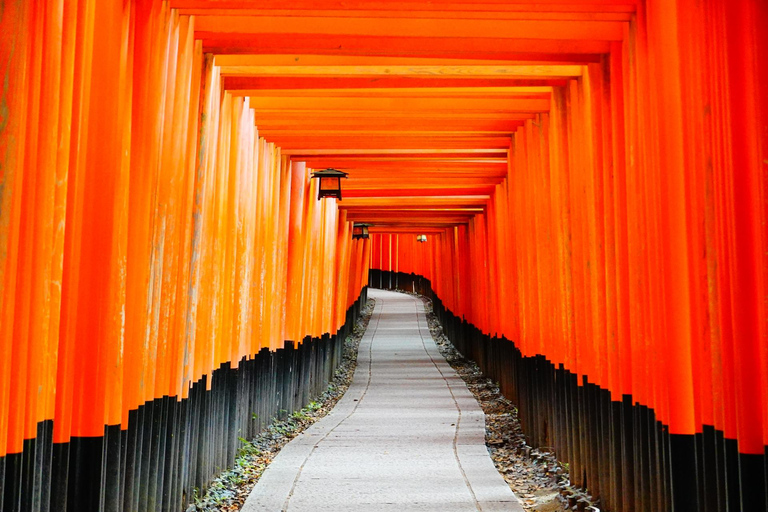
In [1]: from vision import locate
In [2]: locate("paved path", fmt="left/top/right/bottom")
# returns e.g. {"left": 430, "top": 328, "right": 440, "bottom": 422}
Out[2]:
{"left": 242, "top": 289, "right": 523, "bottom": 512}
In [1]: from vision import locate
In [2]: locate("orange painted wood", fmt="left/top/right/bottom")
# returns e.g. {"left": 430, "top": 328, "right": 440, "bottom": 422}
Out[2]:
{"left": 171, "top": 0, "right": 638, "bottom": 13}
{"left": 1, "top": 0, "right": 766, "bottom": 481}
{"left": 196, "top": 16, "right": 623, "bottom": 43}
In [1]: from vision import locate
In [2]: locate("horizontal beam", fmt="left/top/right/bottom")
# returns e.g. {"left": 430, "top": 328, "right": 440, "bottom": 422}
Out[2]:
{"left": 343, "top": 206, "right": 484, "bottom": 212}
{"left": 345, "top": 174, "right": 507, "bottom": 181}
{"left": 219, "top": 64, "right": 584, "bottom": 79}
{"left": 343, "top": 187, "right": 496, "bottom": 197}
{"left": 178, "top": 5, "right": 634, "bottom": 18}
{"left": 367, "top": 227, "right": 448, "bottom": 234}
{"left": 268, "top": 137, "right": 512, "bottom": 151}
{"left": 215, "top": 54, "right": 579, "bottom": 67}
{"left": 347, "top": 212, "right": 473, "bottom": 220}
{"left": 256, "top": 120, "right": 526, "bottom": 131}
{"left": 195, "top": 16, "right": 625, "bottom": 41}
{"left": 222, "top": 77, "right": 571, "bottom": 89}
{"left": 340, "top": 196, "right": 489, "bottom": 206}
{"left": 285, "top": 148, "right": 507, "bottom": 156}
{"left": 173, "top": 1, "right": 637, "bottom": 14}
{"left": 342, "top": 166, "right": 507, "bottom": 173}
{"left": 345, "top": 183, "right": 505, "bottom": 191}
{"left": 245, "top": 96, "right": 550, "bottom": 112}
{"left": 296, "top": 156, "right": 508, "bottom": 166}
{"left": 204, "top": 36, "right": 606, "bottom": 62}
{"left": 251, "top": 110, "right": 535, "bottom": 120}
{"left": 229, "top": 86, "right": 553, "bottom": 97}
{"left": 259, "top": 130, "right": 514, "bottom": 136}
{"left": 346, "top": 216, "right": 471, "bottom": 226}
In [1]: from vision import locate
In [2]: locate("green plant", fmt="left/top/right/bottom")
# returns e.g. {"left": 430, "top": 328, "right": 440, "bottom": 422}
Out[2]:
{"left": 237, "top": 437, "right": 262, "bottom": 457}
{"left": 291, "top": 410, "right": 308, "bottom": 420}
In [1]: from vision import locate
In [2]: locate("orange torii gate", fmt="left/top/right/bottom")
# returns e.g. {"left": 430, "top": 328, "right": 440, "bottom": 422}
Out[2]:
{"left": 1, "top": 1, "right": 767, "bottom": 511}
{"left": 370, "top": 6, "right": 768, "bottom": 502}
{"left": 0, "top": 2, "right": 371, "bottom": 510}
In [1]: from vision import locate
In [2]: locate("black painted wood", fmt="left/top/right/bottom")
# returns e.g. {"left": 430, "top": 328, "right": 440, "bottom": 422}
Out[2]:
{"left": 370, "top": 271, "right": 768, "bottom": 512}
{"left": 0, "top": 290, "right": 368, "bottom": 512}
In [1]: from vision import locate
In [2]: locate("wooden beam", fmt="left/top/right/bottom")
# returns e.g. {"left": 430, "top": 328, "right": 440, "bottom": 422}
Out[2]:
{"left": 172, "top": 1, "right": 637, "bottom": 14}
{"left": 222, "top": 77, "right": 571, "bottom": 89}
{"left": 296, "top": 157, "right": 509, "bottom": 167}
{"left": 342, "top": 206, "right": 485, "bottom": 212}
{"left": 339, "top": 196, "right": 490, "bottom": 207}
{"left": 284, "top": 148, "right": 507, "bottom": 155}
{"left": 343, "top": 187, "right": 496, "bottom": 197}
{"left": 255, "top": 119, "right": 526, "bottom": 131}
{"left": 367, "top": 227, "right": 448, "bottom": 234}
{"left": 258, "top": 130, "right": 514, "bottom": 136}
{"left": 267, "top": 137, "right": 512, "bottom": 151}
{"left": 219, "top": 64, "right": 584, "bottom": 79}
{"left": 244, "top": 96, "right": 550, "bottom": 112}
{"left": 195, "top": 16, "right": 625, "bottom": 41}
{"left": 229, "top": 86, "right": 553, "bottom": 97}
{"left": 214, "top": 54, "right": 584, "bottom": 67}
{"left": 345, "top": 181, "right": 506, "bottom": 189}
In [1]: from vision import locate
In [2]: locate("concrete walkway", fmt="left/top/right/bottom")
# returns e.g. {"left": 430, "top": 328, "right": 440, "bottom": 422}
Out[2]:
{"left": 242, "top": 289, "right": 523, "bottom": 511}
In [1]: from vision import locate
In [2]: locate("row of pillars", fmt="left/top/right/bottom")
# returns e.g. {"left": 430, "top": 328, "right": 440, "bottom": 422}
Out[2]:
{"left": 371, "top": 270, "right": 766, "bottom": 512}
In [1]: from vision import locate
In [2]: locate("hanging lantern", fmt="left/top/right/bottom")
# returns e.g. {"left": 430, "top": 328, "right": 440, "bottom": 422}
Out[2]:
{"left": 352, "top": 223, "right": 370, "bottom": 240}
{"left": 310, "top": 168, "right": 348, "bottom": 200}
{"left": 417, "top": 234, "right": 427, "bottom": 243}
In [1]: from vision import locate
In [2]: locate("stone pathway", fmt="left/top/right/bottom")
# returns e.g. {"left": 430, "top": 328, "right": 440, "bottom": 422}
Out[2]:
{"left": 242, "top": 289, "right": 524, "bottom": 511}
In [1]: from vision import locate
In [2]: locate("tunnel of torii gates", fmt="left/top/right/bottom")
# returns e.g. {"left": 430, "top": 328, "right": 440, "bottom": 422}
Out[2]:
{"left": 0, "top": 0, "right": 767, "bottom": 511}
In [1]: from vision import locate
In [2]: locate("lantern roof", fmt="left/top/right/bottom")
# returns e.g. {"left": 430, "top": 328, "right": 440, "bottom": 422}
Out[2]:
{"left": 311, "top": 168, "right": 349, "bottom": 178}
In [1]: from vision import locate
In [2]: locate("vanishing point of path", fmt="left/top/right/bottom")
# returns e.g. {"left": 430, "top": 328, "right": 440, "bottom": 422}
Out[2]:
{"left": 242, "top": 289, "right": 524, "bottom": 512}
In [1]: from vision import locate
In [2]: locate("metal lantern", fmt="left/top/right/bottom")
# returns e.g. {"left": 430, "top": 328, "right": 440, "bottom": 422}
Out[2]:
{"left": 310, "top": 168, "right": 348, "bottom": 200}
{"left": 352, "top": 223, "right": 370, "bottom": 240}
{"left": 417, "top": 234, "right": 427, "bottom": 243}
